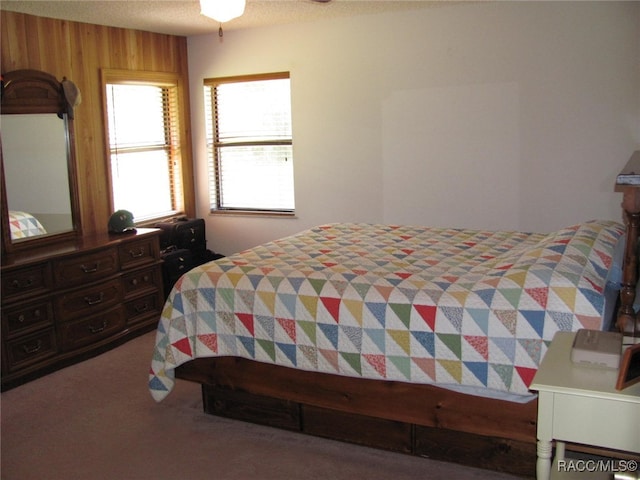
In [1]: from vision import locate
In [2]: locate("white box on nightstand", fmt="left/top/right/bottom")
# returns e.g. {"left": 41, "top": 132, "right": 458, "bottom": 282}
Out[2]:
{"left": 570, "top": 329, "right": 623, "bottom": 369}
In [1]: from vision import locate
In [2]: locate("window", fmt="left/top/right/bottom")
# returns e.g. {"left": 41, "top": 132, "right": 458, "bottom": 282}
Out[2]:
{"left": 204, "top": 72, "right": 295, "bottom": 214}
{"left": 102, "top": 70, "right": 185, "bottom": 222}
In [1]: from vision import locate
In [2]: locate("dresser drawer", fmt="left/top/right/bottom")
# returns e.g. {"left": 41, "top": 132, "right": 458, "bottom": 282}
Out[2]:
{"left": 119, "top": 237, "right": 159, "bottom": 270}
{"left": 1, "top": 263, "right": 51, "bottom": 302}
{"left": 2, "top": 299, "right": 54, "bottom": 339}
{"left": 122, "top": 266, "right": 161, "bottom": 298}
{"left": 125, "top": 291, "right": 163, "bottom": 325}
{"left": 59, "top": 306, "right": 126, "bottom": 352}
{"left": 52, "top": 248, "right": 119, "bottom": 288}
{"left": 5, "top": 329, "right": 57, "bottom": 372}
{"left": 55, "top": 279, "right": 122, "bottom": 320}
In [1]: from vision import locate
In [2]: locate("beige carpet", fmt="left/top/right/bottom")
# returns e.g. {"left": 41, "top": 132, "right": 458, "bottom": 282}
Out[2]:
{"left": 1, "top": 331, "right": 525, "bottom": 480}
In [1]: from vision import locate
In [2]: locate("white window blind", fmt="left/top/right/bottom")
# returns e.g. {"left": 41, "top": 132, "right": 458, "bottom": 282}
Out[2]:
{"left": 105, "top": 77, "right": 183, "bottom": 221}
{"left": 204, "top": 73, "right": 294, "bottom": 213}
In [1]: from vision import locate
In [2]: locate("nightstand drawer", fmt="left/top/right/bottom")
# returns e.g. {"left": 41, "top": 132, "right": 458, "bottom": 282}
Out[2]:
{"left": 118, "top": 237, "right": 158, "bottom": 270}
{"left": 553, "top": 393, "right": 640, "bottom": 453}
{"left": 59, "top": 306, "right": 126, "bottom": 352}
{"left": 55, "top": 279, "right": 122, "bottom": 320}
{"left": 2, "top": 299, "right": 54, "bottom": 339}
{"left": 53, "top": 248, "right": 119, "bottom": 288}
{"left": 5, "top": 329, "right": 57, "bottom": 372}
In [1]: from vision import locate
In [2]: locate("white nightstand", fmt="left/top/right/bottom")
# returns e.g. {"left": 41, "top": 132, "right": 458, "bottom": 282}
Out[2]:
{"left": 529, "top": 331, "right": 640, "bottom": 480}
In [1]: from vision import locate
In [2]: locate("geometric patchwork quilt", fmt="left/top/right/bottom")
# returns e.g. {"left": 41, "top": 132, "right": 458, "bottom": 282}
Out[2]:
{"left": 8, "top": 210, "right": 47, "bottom": 239}
{"left": 149, "top": 220, "right": 623, "bottom": 402}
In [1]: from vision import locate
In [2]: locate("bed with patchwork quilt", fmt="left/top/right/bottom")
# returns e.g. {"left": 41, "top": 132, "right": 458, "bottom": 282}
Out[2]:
{"left": 149, "top": 220, "right": 624, "bottom": 475}
{"left": 8, "top": 210, "right": 47, "bottom": 239}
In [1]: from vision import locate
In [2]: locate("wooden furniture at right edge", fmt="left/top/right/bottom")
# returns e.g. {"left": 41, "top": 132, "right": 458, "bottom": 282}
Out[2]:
{"left": 616, "top": 150, "right": 640, "bottom": 338}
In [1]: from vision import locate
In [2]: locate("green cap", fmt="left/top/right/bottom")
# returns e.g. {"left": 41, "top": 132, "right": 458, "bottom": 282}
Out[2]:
{"left": 108, "top": 210, "right": 136, "bottom": 233}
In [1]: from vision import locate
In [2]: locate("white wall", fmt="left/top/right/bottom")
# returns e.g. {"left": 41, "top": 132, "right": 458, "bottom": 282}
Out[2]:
{"left": 188, "top": 1, "right": 640, "bottom": 256}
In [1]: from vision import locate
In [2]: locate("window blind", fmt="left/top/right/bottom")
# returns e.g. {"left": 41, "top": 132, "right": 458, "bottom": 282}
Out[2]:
{"left": 204, "top": 73, "right": 294, "bottom": 213}
{"left": 105, "top": 80, "right": 183, "bottom": 220}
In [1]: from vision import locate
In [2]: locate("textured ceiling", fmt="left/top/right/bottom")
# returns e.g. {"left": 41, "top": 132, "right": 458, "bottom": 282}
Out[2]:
{"left": 0, "top": 0, "right": 442, "bottom": 37}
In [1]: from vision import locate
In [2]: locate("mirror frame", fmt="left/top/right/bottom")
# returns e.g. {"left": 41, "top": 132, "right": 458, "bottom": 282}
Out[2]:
{"left": 1, "top": 69, "right": 82, "bottom": 255}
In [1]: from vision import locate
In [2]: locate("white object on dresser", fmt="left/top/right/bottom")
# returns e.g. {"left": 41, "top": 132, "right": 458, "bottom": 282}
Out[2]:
{"left": 530, "top": 331, "right": 640, "bottom": 480}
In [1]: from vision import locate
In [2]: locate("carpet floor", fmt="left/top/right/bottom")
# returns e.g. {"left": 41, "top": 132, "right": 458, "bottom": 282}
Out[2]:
{"left": 1, "top": 331, "right": 526, "bottom": 480}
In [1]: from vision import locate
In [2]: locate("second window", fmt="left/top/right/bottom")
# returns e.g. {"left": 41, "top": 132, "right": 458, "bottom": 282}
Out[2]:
{"left": 204, "top": 72, "right": 294, "bottom": 214}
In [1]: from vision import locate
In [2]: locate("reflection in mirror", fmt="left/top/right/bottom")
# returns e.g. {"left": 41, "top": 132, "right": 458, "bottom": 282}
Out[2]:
{"left": 1, "top": 113, "right": 73, "bottom": 241}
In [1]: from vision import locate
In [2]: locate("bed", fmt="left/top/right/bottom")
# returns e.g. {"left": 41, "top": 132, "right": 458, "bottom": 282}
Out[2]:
{"left": 149, "top": 218, "right": 627, "bottom": 476}
{"left": 8, "top": 210, "right": 47, "bottom": 239}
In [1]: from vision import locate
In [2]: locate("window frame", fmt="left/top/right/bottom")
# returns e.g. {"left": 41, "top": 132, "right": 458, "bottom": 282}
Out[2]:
{"left": 204, "top": 72, "right": 295, "bottom": 217}
{"left": 101, "top": 69, "right": 192, "bottom": 224}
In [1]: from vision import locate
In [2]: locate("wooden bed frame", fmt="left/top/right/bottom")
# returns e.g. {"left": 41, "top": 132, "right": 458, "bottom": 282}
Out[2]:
{"left": 175, "top": 155, "right": 640, "bottom": 478}
{"left": 176, "top": 356, "right": 538, "bottom": 475}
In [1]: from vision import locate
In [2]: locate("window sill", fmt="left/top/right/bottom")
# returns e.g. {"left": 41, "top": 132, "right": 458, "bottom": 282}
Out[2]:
{"left": 210, "top": 210, "right": 297, "bottom": 219}
{"left": 135, "top": 212, "right": 186, "bottom": 228}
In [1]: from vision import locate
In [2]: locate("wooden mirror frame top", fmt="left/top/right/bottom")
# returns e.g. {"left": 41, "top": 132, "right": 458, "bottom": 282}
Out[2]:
{"left": 0, "top": 69, "right": 82, "bottom": 256}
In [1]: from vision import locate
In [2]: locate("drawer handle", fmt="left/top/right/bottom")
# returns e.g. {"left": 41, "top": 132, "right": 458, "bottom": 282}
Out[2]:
{"left": 135, "top": 302, "right": 150, "bottom": 313}
{"left": 129, "top": 248, "right": 145, "bottom": 258}
{"left": 11, "top": 278, "right": 34, "bottom": 289}
{"left": 17, "top": 308, "right": 42, "bottom": 324}
{"left": 81, "top": 262, "right": 100, "bottom": 274}
{"left": 88, "top": 321, "right": 108, "bottom": 334}
{"left": 22, "top": 340, "right": 42, "bottom": 354}
{"left": 84, "top": 292, "right": 104, "bottom": 305}
{"left": 130, "top": 275, "right": 150, "bottom": 287}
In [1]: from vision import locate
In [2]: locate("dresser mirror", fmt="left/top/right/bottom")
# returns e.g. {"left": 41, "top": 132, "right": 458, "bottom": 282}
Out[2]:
{"left": 1, "top": 69, "right": 82, "bottom": 254}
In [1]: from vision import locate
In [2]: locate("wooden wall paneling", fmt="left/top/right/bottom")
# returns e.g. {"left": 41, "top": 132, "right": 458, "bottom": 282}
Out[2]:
{"left": 176, "top": 40, "right": 195, "bottom": 216}
{"left": 73, "top": 21, "right": 112, "bottom": 237}
{"left": 1, "top": 11, "right": 194, "bottom": 237}
{"left": 145, "top": 32, "right": 164, "bottom": 71}
{"left": 141, "top": 31, "right": 155, "bottom": 71}
{"left": 26, "top": 15, "right": 41, "bottom": 66}
{"left": 37, "top": 16, "right": 70, "bottom": 74}
{"left": 123, "top": 30, "right": 139, "bottom": 70}
{"left": 1, "top": 13, "right": 29, "bottom": 72}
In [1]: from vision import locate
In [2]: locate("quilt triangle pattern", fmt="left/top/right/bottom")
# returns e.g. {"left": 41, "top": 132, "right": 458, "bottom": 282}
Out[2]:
{"left": 149, "top": 221, "right": 623, "bottom": 402}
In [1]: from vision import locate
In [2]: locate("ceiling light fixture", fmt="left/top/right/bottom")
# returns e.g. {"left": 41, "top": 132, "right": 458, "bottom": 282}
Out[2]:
{"left": 199, "top": 0, "right": 246, "bottom": 36}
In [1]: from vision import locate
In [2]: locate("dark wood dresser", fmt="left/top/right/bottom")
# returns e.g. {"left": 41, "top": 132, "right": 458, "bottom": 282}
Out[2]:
{"left": 1, "top": 228, "right": 164, "bottom": 390}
